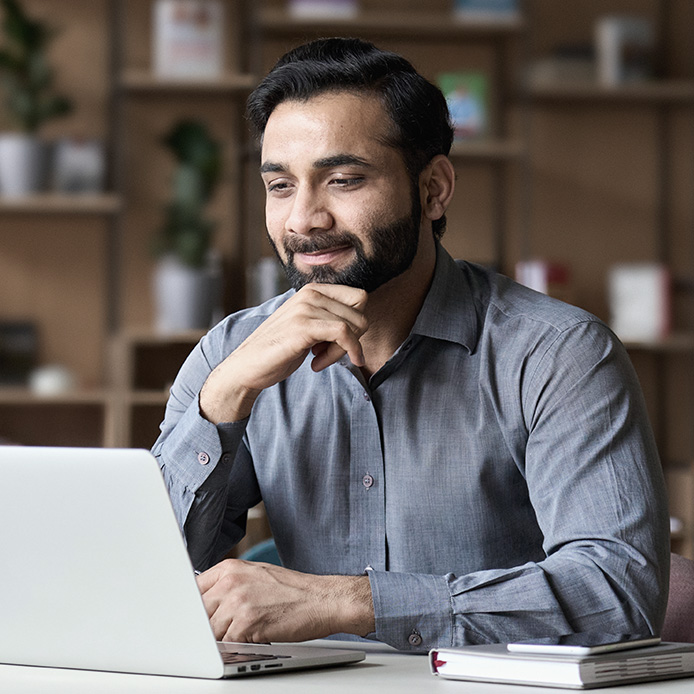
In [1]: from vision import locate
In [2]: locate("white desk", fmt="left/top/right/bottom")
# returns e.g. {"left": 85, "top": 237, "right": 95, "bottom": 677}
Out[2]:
{"left": 1, "top": 641, "right": 693, "bottom": 693}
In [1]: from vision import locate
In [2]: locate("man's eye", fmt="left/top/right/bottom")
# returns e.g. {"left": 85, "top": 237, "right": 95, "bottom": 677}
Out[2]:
{"left": 267, "top": 181, "right": 289, "bottom": 193}
{"left": 331, "top": 177, "right": 363, "bottom": 187}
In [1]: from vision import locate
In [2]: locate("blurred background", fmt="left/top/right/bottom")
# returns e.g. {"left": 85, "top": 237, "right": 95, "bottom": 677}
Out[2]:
{"left": 0, "top": 0, "right": 693, "bottom": 557}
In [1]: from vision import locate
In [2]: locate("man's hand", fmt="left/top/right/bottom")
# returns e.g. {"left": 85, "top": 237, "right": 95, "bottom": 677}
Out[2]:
{"left": 200, "top": 283, "right": 368, "bottom": 423}
{"left": 196, "top": 559, "right": 375, "bottom": 643}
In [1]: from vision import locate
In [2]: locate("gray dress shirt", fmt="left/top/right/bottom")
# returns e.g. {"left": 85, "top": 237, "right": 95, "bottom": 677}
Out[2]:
{"left": 153, "top": 244, "right": 670, "bottom": 652}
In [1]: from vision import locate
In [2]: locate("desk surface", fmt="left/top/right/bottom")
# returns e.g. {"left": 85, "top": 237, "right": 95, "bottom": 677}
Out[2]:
{"left": 2, "top": 641, "right": 694, "bottom": 693}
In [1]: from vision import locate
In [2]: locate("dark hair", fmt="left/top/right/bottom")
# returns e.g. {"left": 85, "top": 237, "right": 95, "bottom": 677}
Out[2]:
{"left": 246, "top": 37, "right": 454, "bottom": 240}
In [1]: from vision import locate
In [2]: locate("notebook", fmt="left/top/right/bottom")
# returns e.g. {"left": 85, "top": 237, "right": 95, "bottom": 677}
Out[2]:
{"left": 430, "top": 641, "right": 694, "bottom": 689}
{"left": 0, "top": 446, "right": 365, "bottom": 679}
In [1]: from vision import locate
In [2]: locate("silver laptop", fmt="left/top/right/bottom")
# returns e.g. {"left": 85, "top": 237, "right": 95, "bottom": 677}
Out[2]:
{"left": 0, "top": 446, "right": 365, "bottom": 678}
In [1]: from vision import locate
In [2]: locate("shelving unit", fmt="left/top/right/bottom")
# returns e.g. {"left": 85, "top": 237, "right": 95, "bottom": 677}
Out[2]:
{"left": 0, "top": 389, "right": 115, "bottom": 447}
{"left": 0, "top": 0, "right": 254, "bottom": 448}
{"left": 1, "top": 0, "right": 693, "bottom": 558}
{"left": 521, "top": 0, "right": 694, "bottom": 557}
{"left": 108, "top": 329, "right": 205, "bottom": 449}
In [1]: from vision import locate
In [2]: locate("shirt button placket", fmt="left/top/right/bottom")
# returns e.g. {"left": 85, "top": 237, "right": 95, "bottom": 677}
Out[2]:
{"left": 349, "top": 380, "right": 385, "bottom": 571}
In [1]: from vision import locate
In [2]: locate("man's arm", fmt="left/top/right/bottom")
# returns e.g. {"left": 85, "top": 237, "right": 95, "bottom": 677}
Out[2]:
{"left": 365, "top": 322, "right": 669, "bottom": 650}
{"left": 154, "top": 283, "right": 368, "bottom": 569}
{"left": 189, "top": 320, "right": 669, "bottom": 650}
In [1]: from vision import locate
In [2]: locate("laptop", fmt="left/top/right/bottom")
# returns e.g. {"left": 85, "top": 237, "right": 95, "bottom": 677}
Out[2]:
{"left": 0, "top": 446, "right": 365, "bottom": 678}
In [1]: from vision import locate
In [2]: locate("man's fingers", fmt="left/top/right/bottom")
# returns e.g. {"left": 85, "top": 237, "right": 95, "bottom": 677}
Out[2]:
{"left": 293, "top": 285, "right": 368, "bottom": 338}
{"left": 311, "top": 340, "right": 362, "bottom": 372}
{"left": 301, "top": 282, "right": 368, "bottom": 311}
{"left": 307, "top": 317, "right": 365, "bottom": 370}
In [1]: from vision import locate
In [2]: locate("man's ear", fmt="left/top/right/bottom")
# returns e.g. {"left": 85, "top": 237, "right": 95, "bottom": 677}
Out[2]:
{"left": 420, "top": 155, "right": 456, "bottom": 222}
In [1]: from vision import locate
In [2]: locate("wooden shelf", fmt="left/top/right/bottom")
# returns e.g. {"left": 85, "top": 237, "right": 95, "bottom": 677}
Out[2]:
{"left": 0, "top": 388, "right": 112, "bottom": 405}
{"left": 523, "top": 79, "right": 694, "bottom": 105}
{"left": 125, "top": 391, "right": 170, "bottom": 406}
{"left": 257, "top": 9, "right": 524, "bottom": 40}
{"left": 120, "top": 70, "right": 257, "bottom": 94}
{"left": 118, "top": 328, "right": 206, "bottom": 345}
{"left": 0, "top": 193, "right": 121, "bottom": 215}
{"left": 622, "top": 334, "right": 694, "bottom": 352}
{"left": 450, "top": 139, "right": 524, "bottom": 162}
{"left": 0, "top": 388, "right": 115, "bottom": 448}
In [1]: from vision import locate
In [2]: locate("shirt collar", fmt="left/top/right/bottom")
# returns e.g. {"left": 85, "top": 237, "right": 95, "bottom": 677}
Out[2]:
{"left": 411, "top": 243, "right": 480, "bottom": 354}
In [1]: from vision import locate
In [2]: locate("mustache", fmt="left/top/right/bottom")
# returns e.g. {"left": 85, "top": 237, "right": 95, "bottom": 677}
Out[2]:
{"left": 283, "top": 231, "right": 361, "bottom": 255}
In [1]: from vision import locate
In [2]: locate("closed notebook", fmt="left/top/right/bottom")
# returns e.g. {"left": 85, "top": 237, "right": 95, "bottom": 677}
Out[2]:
{"left": 430, "top": 642, "right": 694, "bottom": 689}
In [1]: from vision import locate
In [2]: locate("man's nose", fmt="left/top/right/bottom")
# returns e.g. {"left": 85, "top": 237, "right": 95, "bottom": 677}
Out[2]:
{"left": 285, "top": 185, "right": 333, "bottom": 235}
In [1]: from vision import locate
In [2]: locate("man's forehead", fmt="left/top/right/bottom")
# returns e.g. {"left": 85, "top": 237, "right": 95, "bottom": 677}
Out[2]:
{"left": 260, "top": 93, "right": 397, "bottom": 169}
{"left": 271, "top": 90, "right": 387, "bottom": 118}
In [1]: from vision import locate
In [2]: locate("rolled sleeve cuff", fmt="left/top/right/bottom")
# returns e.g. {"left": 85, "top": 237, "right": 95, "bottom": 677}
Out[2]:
{"left": 155, "top": 400, "right": 226, "bottom": 488}
{"left": 368, "top": 570, "right": 454, "bottom": 651}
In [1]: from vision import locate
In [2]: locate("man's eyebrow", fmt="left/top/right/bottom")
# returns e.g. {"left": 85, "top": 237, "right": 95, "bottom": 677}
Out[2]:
{"left": 312, "top": 154, "right": 373, "bottom": 169}
{"left": 259, "top": 154, "right": 373, "bottom": 176}
{"left": 260, "top": 161, "right": 286, "bottom": 175}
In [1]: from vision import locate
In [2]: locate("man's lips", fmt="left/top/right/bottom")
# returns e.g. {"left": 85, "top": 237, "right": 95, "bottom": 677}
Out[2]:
{"left": 294, "top": 245, "right": 352, "bottom": 266}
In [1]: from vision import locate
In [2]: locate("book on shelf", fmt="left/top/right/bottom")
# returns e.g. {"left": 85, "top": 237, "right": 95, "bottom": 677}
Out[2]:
{"left": 287, "top": 0, "right": 358, "bottom": 19}
{"left": 453, "top": 0, "right": 520, "bottom": 23}
{"left": 595, "top": 15, "right": 655, "bottom": 87}
{"left": 438, "top": 72, "right": 488, "bottom": 141}
{"left": 515, "top": 259, "right": 572, "bottom": 304}
{"left": 430, "top": 641, "right": 694, "bottom": 689}
{"left": 607, "top": 262, "right": 670, "bottom": 342}
{"left": 153, "top": 0, "right": 224, "bottom": 80}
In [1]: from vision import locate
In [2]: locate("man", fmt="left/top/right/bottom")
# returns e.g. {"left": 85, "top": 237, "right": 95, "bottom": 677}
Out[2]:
{"left": 153, "top": 38, "right": 669, "bottom": 651}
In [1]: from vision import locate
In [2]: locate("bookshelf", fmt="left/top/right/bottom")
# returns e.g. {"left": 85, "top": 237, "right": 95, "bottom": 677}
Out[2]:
{"left": 0, "top": 0, "right": 253, "bottom": 449}
{"left": 520, "top": 0, "right": 694, "bottom": 557}
{"left": 1, "top": 0, "right": 693, "bottom": 558}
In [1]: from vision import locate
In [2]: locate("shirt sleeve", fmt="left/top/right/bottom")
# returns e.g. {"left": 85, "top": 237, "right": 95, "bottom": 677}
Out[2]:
{"left": 368, "top": 320, "right": 670, "bottom": 651}
{"left": 151, "top": 331, "right": 261, "bottom": 571}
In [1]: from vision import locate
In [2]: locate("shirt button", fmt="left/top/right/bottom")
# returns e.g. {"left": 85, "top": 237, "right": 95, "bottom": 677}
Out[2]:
{"left": 197, "top": 451, "right": 210, "bottom": 465}
{"left": 220, "top": 453, "right": 232, "bottom": 465}
{"left": 362, "top": 474, "right": 374, "bottom": 489}
{"left": 408, "top": 631, "right": 423, "bottom": 647}
{"left": 363, "top": 391, "right": 370, "bottom": 401}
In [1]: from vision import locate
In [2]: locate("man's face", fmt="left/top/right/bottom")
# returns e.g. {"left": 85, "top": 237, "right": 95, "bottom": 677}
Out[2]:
{"left": 260, "top": 92, "right": 423, "bottom": 293}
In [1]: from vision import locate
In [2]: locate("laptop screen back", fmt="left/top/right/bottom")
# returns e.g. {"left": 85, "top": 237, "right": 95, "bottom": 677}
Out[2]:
{"left": 0, "top": 446, "right": 225, "bottom": 678}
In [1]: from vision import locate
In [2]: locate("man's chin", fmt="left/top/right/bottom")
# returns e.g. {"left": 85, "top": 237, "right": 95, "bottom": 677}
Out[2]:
{"left": 287, "top": 270, "right": 348, "bottom": 290}
{"left": 284, "top": 260, "right": 360, "bottom": 290}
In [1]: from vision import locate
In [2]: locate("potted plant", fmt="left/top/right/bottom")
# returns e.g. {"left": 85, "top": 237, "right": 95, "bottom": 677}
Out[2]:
{"left": 152, "top": 119, "right": 223, "bottom": 333}
{"left": 0, "top": 0, "right": 72, "bottom": 196}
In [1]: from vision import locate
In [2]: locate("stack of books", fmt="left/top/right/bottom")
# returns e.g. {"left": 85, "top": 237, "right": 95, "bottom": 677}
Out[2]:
{"left": 430, "top": 640, "right": 694, "bottom": 689}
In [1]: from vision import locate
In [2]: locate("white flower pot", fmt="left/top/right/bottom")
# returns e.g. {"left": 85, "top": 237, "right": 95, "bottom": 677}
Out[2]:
{"left": 153, "top": 255, "right": 217, "bottom": 334}
{"left": 0, "top": 134, "right": 47, "bottom": 197}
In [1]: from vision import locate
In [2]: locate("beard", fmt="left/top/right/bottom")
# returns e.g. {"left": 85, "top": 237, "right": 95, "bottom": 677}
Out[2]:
{"left": 269, "top": 194, "right": 422, "bottom": 294}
